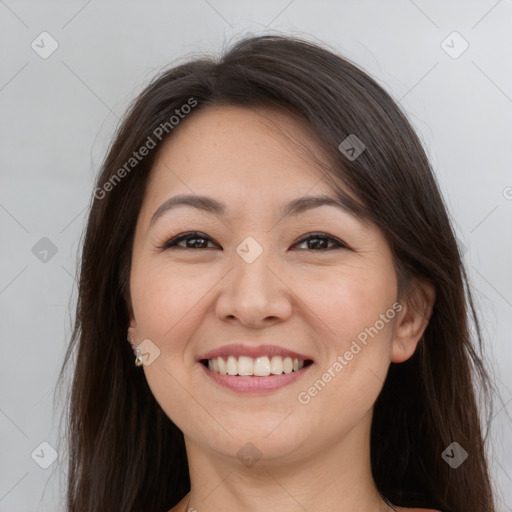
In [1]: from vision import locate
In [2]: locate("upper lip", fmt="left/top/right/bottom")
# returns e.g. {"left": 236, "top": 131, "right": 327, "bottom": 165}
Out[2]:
{"left": 197, "top": 344, "right": 314, "bottom": 362}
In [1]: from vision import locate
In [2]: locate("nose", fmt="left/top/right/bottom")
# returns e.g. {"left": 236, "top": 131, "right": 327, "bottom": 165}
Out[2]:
{"left": 215, "top": 247, "right": 293, "bottom": 329}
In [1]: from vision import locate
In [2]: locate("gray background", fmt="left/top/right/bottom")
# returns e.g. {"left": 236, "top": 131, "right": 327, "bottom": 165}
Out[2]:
{"left": 1, "top": 1, "right": 511, "bottom": 510}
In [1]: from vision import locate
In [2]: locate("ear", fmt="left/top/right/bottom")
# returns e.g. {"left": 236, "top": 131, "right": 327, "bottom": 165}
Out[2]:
{"left": 391, "top": 279, "right": 436, "bottom": 363}
{"left": 127, "top": 312, "right": 138, "bottom": 348}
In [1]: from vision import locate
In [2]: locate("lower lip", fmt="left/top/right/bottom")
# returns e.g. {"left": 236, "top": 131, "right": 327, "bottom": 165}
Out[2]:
{"left": 199, "top": 362, "right": 314, "bottom": 394}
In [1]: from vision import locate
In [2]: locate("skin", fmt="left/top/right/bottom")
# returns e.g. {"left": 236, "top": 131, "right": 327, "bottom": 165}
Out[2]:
{"left": 127, "top": 105, "right": 437, "bottom": 512}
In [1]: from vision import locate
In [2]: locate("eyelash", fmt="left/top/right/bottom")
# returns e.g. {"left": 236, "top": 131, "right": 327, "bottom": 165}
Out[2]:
{"left": 159, "top": 231, "right": 349, "bottom": 251}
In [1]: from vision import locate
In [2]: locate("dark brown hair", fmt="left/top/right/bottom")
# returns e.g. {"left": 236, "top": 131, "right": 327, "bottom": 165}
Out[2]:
{"left": 57, "top": 34, "right": 497, "bottom": 511}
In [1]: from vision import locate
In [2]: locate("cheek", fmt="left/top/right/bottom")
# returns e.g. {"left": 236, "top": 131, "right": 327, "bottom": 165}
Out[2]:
{"left": 130, "top": 259, "right": 221, "bottom": 351}
{"left": 292, "top": 272, "right": 397, "bottom": 433}
{"left": 296, "top": 262, "right": 398, "bottom": 351}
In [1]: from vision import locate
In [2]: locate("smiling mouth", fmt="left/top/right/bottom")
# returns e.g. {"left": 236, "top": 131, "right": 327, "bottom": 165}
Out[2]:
{"left": 200, "top": 355, "right": 314, "bottom": 376}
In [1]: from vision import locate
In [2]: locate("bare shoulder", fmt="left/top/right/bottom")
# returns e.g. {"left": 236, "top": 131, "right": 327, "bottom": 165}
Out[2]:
{"left": 166, "top": 503, "right": 184, "bottom": 512}
{"left": 166, "top": 494, "right": 189, "bottom": 512}
{"left": 396, "top": 508, "right": 441, "bottom": 512}
{"left": 165, "top": 506, "right": 441, "bottom": 512}
{"left": 166, "top": 502, "right": 441, "bottom": 512}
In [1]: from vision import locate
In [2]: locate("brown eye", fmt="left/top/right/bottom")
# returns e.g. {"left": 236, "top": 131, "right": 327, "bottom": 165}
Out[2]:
{"left": 161, "top": 232, "right": 218, "bottom": 250}
{"left": 160, "top": 231, "right": 349, "bottom": 251}
{"left": 291, "top": 232, "right": 348, "bottom": 251}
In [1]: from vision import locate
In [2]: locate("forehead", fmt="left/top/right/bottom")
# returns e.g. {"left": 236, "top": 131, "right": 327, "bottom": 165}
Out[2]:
{"left": 146, "top": 105, "right": 335, "bottom": 197}
{"left": 132, "top": 106, "right": 382, "bottom": 250}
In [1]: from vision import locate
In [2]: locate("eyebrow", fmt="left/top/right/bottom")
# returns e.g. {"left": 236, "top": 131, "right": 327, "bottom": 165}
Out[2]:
{"left": 149, "top": 192, "right": 370, "bottom": 227}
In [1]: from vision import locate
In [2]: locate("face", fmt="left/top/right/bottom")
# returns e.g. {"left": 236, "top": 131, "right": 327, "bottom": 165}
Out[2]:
{"left": 128, "top": 105, "right": 404, "bottom": 466}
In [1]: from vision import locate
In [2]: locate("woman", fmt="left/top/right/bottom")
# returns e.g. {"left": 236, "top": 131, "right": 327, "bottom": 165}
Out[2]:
{"left": 59, "top": 34, "right": 496, "bottom": 511}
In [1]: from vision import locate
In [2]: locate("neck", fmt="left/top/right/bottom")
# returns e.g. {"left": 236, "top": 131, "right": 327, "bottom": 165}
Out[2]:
{"left": 181, "top": 409, "right": 393, "bottom": 512}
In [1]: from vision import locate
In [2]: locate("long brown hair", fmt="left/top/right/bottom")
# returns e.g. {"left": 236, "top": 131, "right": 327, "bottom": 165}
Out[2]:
{"left": 57, "top": 34, "right": 497, "bottom": 511}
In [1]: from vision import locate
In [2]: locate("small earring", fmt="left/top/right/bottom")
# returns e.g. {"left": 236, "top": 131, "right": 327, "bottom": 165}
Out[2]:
{"left": 130, "top": 340, "right": 143, "bottom": 367}
{"left": 134, "top": 348, "right": 143, "bottom": 367}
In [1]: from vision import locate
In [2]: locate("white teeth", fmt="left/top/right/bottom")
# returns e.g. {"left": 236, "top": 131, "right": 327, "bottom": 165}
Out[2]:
{"left": 238, "top": 356, "right": 253, "bottom": 376}
{"left": 207, "top": 355, "right": 306, "bottom": 376}
{"left": 218, "top": 357, "right": 227, "bottom": 375}
{"left": 226, "top": 355, "right": 237, "bottom": 375}
{"left": 253, "top": 356, "right": 271, "bottom": 376}
{"left": 270, "top": 356, "right": 283, "bottom": 375}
